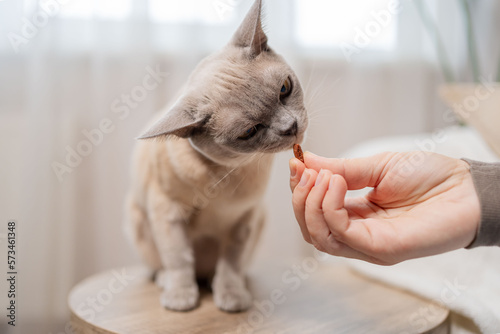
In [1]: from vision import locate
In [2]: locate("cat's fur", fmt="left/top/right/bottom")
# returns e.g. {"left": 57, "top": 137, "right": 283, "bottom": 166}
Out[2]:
{"left": 125, "top": 0, "right": 308, "bottom": 312}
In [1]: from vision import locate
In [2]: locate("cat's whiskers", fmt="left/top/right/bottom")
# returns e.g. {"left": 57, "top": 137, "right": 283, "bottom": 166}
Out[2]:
{"left": 302, "top": 70, "right": 343, "bottom": 138}
{"left": 229, "top": 174, "right": 248, "bottom": 195}
{"left": 212, "top": 166, "right": 239, "bottom": 189}
{"left": 210, "top": 150, "right": 263, "bottom": 189}
{"left": 308, "top": 105, "right": 341, "bottom": 118}
{"left": 255, "top": 152, "right": 269, "bottom": 175}
{"left": 304, "top": 72, "right": 330, "bottom": 107}
{"left": 305, "top": 86, "right": 332, "bottom": 111}
{"left": 301, "top": 61, "right": 317, "bottom": 101}
{"left": 304, "top": 70, "right": 342, "bottom": 112}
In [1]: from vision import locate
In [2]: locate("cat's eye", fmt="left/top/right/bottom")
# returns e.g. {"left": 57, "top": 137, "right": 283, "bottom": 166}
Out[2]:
{"left": 238, "top": 125, "right": 259, "bottom": 140}
{"left": 280, "top": 77, "right": 292, "bottom": 99}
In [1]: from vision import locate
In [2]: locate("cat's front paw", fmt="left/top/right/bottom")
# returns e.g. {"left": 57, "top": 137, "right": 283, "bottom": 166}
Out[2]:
{"left": 160, "top": 285, "right": 199, "bottom": 312}
{"left": 213, "top": 286, "right": 252, "bottom": 312}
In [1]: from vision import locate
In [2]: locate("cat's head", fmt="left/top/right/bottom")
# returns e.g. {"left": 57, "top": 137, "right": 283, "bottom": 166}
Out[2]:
{"left": 139, "top": 0, "right": 308, "bottom": 166}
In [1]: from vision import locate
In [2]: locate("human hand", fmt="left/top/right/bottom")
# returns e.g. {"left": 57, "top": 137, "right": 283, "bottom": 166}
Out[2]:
{"left": 289, "top": 151, "right": 480, "bottom": 265}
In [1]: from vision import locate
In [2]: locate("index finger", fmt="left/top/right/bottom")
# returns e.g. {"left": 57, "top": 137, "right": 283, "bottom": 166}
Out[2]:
{"left": 291, "top": 169, "right": 319, "bottom": 244}
{"left": 289, "top": 158, "right": 306, "bottom": 192}
{"left": 303, "top": 151, "right": 398, "bottom": 190}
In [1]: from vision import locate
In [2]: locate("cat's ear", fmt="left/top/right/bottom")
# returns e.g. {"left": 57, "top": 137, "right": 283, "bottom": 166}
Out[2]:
{"left": 137, "top": 98, "right": 205, "bottom": 139}
{"left": 230, "top": 0, "right": 267, "bottom": 57}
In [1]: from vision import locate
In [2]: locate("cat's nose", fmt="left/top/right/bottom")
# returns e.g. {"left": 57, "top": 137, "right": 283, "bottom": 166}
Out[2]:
{"left": 281, "top": 121, "right": 298, "bottom": 137}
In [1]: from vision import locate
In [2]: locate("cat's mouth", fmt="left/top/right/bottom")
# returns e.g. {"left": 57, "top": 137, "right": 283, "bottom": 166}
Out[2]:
{"left": 261, "top": 133, "right": 305, "bottom": 154}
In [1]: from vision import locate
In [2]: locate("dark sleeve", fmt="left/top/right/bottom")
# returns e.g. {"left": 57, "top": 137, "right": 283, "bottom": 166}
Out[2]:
{"left": 462, "top": 159, "right": 500, "bottom": 248}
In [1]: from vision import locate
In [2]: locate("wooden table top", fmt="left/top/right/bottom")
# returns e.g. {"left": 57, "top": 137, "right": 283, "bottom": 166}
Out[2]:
{"left": 69, "top": 263, "right": 449, "bottom": 334}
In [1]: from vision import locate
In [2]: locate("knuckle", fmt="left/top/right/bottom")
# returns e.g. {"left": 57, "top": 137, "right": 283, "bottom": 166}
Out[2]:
{"left": 308, "top": 230, "right": 320, "bottom": 241}
{"left": 312, "top": 241, "right": 325, "bottom": 253}
{"left": 291, "top": 195, "right": 304, "bottom": 209}
{"left": 326, "top": 240, "right": 342, "bottom": 253}
{"left": 309, "top": 231, "right": 327, "bottom": 249}
{"left": 322, "top": 205, "right": 337, "bottom": 218}
{"left": 304, "top": 200, "right": 322, "bottom": 215}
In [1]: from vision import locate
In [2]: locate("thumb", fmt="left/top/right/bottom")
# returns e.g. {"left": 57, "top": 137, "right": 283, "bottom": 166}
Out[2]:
{"left": 303, "top": 151, "right": 397, "bottom": 190}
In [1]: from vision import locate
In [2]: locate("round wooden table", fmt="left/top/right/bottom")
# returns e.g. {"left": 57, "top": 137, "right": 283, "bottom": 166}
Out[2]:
{"left": 69, "top": 263, "right": 450, "bottom": 334}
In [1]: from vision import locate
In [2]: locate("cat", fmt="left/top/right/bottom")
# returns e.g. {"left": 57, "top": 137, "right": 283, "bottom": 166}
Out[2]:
{"left": 125, "top": 0, "right": 308, "bottom": 312}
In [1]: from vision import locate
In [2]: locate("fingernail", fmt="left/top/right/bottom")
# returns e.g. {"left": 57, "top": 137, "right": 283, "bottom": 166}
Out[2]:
{"left": 290, "top": 161, "right": 297, "bottom": 178}
{"left": 315, "top": 169, "right": 325, "bottom": 186}
{"left": 328, "top": 176, "right": 336, "bottom": 190}
{"left": 299, "top": 170, "right": 310, "bottom": 187}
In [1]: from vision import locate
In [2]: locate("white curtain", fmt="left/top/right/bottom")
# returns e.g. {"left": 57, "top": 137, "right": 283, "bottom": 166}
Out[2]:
{"left": 0, "top": 0, "right": 498, "bottom": 332}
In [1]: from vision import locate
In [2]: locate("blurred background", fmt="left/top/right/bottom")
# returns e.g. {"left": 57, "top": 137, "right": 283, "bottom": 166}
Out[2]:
{"left": 0, "top": 0, "right": 499, "bottom": 332}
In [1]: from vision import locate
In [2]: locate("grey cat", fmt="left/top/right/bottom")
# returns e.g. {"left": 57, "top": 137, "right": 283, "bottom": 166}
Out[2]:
{"left": 126, "top": 0, "right": 308, "bottom": 312}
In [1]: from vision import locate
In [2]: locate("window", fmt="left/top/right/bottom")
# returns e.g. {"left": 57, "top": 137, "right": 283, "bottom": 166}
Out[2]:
{"left": 294, "top": 0, "right": 399, "bottom": 51}
{"left": 149, "top": 0, "right": 235, "bottom": 24}
{"left": 59, "top": 0, "right": 132, "bottom": 20}
{"left": 56, "top": 0, "right": 235, "bottom": 24}
{"left": 30, "top": 0, "right": 399, "bottom": 52}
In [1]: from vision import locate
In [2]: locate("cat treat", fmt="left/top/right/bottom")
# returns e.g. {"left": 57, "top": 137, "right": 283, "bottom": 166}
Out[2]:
{"left": 293, "top": 144, "right": 304, "bottom": 163}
